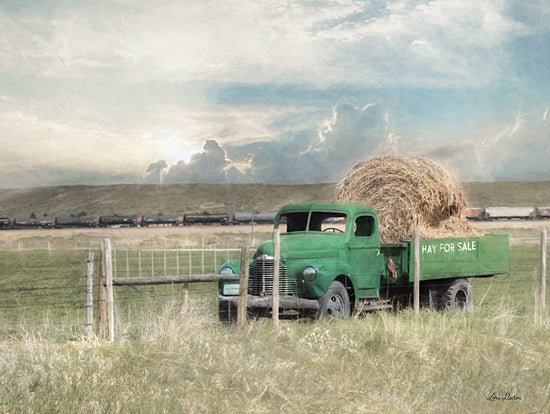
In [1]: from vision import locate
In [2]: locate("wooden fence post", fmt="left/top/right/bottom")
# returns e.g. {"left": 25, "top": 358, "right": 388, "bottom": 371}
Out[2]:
{"left": 541, "top": 228, "right": 547, "bottom": 313}
{"left": 85, "top": 252, "right": 94, "bottom": 337}
{"left": 272, "top": 229, "right": 280, "bottom": 327}
{"left": 181, "top": 283, "right": 189, "bottom": 315}
{"left": 237, "top": 244, "right": 249, "bottom": 330}
{"left": 104, "top": 238, "right": 115, "bottom": 342}
{"left": 413, "top": 229, "right": 420, "bottom": 314}
{"left": 97, "top": 248, "right": 107, "bottom": 339}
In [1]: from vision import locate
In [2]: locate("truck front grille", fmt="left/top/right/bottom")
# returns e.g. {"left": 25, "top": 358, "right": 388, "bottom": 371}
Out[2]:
{"left": 249, "top": 256, "right": 298, "bottom": 296}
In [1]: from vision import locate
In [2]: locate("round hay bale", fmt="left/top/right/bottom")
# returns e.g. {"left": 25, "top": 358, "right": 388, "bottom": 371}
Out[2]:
{"left": 336, "top": 156, "right": 477, "bottom": 243}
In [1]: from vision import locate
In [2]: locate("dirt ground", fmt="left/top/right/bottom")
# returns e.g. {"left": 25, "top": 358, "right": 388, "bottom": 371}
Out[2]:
{"left": 1, "top": 220, "right": 548, "bottom": 250}
{"left": 0, "top": 224, "right": 276, "bottom": 250}
{"left": 473, "top": 220, "right": 550, "bottom": 245}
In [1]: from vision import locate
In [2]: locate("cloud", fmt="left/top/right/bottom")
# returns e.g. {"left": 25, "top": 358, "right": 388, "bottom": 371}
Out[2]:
{"left": 148, "top": 103, "right": 388, "bottom": 184}
{"left": 144, "top": 160, "right": 167, "bottom": 184}
{"left": 386, "top": 106, "right": 550, "bottom": 181}
{"left": 148, "top": 97, "right": 550, "bottom": 185}
{"left": 0, "top": 1, "right": 549, "bottom": 187}
{"left": 232, "top": 102, "right": 388, "bottom": 183}
{"left": 0, "top": 0, "right": 530, "bottom": 88}
{"left": 162, "top": 140, "right": 229, "bottom": 183}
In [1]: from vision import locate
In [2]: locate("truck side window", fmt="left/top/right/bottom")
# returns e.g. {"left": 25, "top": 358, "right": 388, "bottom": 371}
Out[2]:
{"left": 355, "top": 215, "right": 374, "bottom": 237}
{"left": 309, "top": 212, "right": 347, "bottom": 232}
{"left": 278, "top": 212, "right": 308, "bottom": 233}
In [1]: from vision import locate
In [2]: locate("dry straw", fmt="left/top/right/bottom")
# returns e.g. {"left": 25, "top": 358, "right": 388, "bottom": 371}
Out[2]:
{"left": 337, "top": 156, "right": 477, "bottom": 243}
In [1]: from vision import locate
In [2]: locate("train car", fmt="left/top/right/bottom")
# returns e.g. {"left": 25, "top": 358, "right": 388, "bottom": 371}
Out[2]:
{"left": 183, "top": 213, "right": 230, "bottom": 225}
{"left": 0, "top": 217, "right": 10, "bottom": 229}
{"left": 485, "top": 207, "right": 536, "bottom": 220}
{"left": 232, "top": 211, "right": 277, "bottom": 225}
{"left": 98, "top": 215, "right": 139, "bottom": 227}
{"left": 55, "top": 216, "right": 97, "bottom": 228}
{"left": 465, "top": 208, "right": 486, "bottom": 221}
{"left": 14, "top": 217, "right": 53, "bottom": 229}
{"left": 141, "top": 214, "right": 182, "bottom": 226}
{"left": 536, "top": 207, "right": 550, "bottom": 219}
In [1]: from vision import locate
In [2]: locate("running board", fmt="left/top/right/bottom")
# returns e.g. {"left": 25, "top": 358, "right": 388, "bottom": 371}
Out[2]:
{"left": 356, "top": 299, "right": 393, "bottom": 313}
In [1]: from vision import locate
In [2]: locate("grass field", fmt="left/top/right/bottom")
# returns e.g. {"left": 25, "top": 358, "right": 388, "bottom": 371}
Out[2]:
{"left": 1, "top": 302, "right": 548, "bottom": 413}
{"left": 1, "top": 183, "right": 550, "bottom": 413}
{"left": 0, "top": 226, "right": 549, "bottom": 413}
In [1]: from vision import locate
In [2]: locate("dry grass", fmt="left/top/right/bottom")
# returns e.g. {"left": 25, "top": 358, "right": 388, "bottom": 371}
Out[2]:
{"left": 337, "top": 156, "right": 477, "bottom": 242}
{"left": 1, "top": 301, "right": 549, "bottom": 414}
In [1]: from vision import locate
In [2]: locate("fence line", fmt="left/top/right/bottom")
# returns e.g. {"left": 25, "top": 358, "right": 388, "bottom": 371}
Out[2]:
{"left": 85, "top": 252, "right": 94, "bottom": 337}
{"left": 541, "top": 228, "right": 547, "bottom": 312}
{"left": 96, "top": 239, "right": 244, "bottom": 340}
{"left": 0, "top": 231, "right": 547, "bottom": 341}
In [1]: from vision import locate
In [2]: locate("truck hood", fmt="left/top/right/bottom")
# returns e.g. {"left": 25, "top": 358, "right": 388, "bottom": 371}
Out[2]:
{"left": 254, "top": 233, "right": 344, "bottom": 261}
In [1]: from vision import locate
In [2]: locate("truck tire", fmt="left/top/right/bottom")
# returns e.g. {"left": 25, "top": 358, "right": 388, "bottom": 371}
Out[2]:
{"left": 443, "top": 278, "right": 474, "bottom": 312}
{"left": 318, "top": 280, "right": 350, "bottom": 319}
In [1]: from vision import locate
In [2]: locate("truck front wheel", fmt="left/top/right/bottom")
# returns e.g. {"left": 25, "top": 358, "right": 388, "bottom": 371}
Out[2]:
{"left": 443, "top": 278, "right": 474, "bottom": 312}
{"left": 318, "top": 280, "right": 350, "bottom": 319}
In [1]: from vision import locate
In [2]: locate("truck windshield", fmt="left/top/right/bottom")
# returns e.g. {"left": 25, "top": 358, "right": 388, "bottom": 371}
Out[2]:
{"left": 277, "top": 211, "right": 347, "bottom": 233}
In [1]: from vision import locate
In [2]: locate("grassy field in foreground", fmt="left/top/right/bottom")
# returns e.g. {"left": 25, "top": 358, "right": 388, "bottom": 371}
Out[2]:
{"left": 0, "top": 304, "right": 549, "bottom": 413}
{"left": 0, "top": 242, "right": 549, "bottom": 413}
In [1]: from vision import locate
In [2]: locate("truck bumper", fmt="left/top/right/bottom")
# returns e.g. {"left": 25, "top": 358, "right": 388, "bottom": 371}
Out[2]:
{"left": 219, "top": 295, "right": 319, "bottom": 311}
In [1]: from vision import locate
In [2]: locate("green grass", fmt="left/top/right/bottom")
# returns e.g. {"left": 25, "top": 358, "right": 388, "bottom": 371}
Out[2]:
{"left": 0, "top": 243, "right": 549, "bottom": 413}
{"left": 111, "top": 246, "right": 234, "bottom": 330}
{"left": 0, "top": 249, "right": 95, "bottom": 341}
{"left": 0, "top": 246, "right": 240, "bottom": 341}
{"left": 472, "top": 244, "right": 542, "bottom": 314}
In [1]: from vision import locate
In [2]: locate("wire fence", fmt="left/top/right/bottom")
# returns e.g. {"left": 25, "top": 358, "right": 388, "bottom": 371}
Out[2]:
{"left": 0, "top": 235, "right": 547, "bottom": 341}
{"left": 0, "top": 249, "right": 94, "bottom": 340}
{"left": 110, "top": 245, "right": 241, "bottom": 338}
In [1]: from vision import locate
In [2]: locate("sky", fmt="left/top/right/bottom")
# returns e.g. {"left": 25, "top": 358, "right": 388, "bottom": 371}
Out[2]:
{"left": 1, "top": 0, "right": 550, "bottom": 188}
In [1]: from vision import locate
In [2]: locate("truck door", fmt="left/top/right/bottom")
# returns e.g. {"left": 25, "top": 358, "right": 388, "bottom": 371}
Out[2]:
{"left": 348, "top": 215, "right": 382, "bottom": 298}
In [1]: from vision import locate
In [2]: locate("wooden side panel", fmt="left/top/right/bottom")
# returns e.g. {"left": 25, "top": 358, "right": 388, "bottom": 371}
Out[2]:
{"left": 408, "top": 234, "right": 509, "bottom": 282}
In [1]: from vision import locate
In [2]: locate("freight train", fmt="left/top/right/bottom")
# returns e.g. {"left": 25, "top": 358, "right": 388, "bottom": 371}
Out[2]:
{"left": 2, "top": 206, "right": 546, "bottom": 230}
{"left": 466, "top": 207, "right": 550, "bottom": 220}
{"left": 0, "top": 211, "right": 278, "bottom": 229}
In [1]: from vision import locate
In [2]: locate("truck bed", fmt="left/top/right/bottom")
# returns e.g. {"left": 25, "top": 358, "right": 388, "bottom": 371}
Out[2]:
{"left": 408, "top": 234, "right": 510, "bottom": 282}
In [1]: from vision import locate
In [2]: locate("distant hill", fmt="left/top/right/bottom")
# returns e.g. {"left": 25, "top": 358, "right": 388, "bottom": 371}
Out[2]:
{"left": 0, "top": 181, "right": 549, "bottom": 218}
{"left": 462, "top": 181, "right": 550, "bottom": 208}
{"left": 0, "top": 183, "right": 336, "bottom": 218}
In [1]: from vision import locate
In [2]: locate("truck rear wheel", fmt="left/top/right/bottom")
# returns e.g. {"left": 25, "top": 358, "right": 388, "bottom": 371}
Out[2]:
{"left": 443, "top": 278, "right": 474, "bottom": 312}
{"left": 318, "top": 280, "right": 350, "bottom": 319}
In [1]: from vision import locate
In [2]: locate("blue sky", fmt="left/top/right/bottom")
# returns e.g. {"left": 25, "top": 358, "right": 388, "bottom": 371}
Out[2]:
{"left": 1, "top": 0, "right": 549, "bottom": 187}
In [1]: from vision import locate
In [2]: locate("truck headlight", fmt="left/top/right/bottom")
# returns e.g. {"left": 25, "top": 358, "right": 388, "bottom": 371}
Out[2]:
{"left": 219, "top": 267, "right": 234, "bottom": 277}
{"left": 302, "top": 266, "right": 317, "bottom": 282}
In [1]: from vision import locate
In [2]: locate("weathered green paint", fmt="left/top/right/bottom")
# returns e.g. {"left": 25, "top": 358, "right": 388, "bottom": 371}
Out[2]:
{"left": 218, "top": 202, "right": 510, "bottom": 309}
{"left": 409, "top": 234, "right": 510, "bottom": 282}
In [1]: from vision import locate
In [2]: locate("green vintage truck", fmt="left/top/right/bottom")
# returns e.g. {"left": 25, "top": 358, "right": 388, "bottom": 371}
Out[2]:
{"left": 218, "top": 202, "right": 509, "bottom": 321}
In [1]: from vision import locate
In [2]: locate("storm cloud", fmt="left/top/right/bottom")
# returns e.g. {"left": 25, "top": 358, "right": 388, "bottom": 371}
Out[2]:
{"left": 148, "top": 103, "right": 389, "bottom": 184}
{"left": 148, "top": 99, "right": 550, "bottom": 184}
{"left": 162, "top": 140, "right": 229, "bottom": 184}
